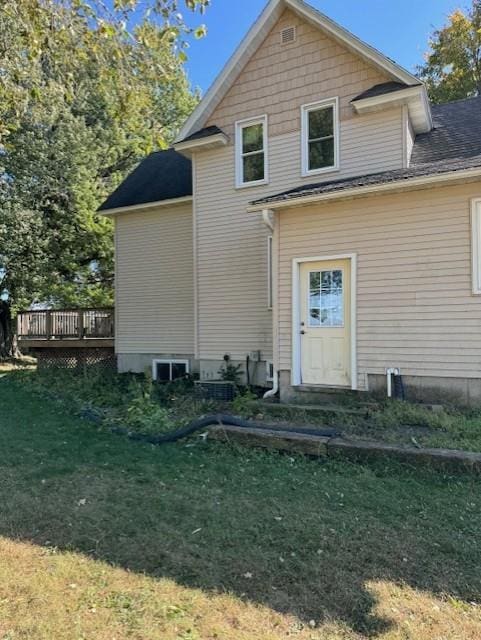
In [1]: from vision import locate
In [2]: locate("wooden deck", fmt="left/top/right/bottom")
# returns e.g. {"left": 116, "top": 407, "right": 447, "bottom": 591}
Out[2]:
{"left": 17, "top": 308, "right": 115, "bottom": 349}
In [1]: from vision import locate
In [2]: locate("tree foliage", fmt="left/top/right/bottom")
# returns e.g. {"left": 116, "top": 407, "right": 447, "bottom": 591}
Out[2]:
{"left": 417, "top": 1, "right": 481, "bottom": 103}
{"left": 0, "top": 0, "right": 208, "bottom": 354}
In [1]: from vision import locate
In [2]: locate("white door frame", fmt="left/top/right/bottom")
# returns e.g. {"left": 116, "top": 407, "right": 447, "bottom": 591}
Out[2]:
{"left": 291, "top": 253, "right": 357, "bottom": 389}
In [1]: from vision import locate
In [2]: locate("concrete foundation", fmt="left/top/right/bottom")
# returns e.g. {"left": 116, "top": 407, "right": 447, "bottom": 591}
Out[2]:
{"left": 117, "top": 354, "right": 272, "bottom": 387}
{"left": 368, "top": 373, "right": 481, "bottom": 407}
{"left": 278, "top": 368, "right": 481, "bottom": 407}
{"left": 117, "top": 353, "right": 196, "bottom": 376}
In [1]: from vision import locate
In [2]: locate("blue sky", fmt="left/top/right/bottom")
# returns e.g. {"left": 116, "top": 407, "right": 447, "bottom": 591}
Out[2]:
{"left": 183, "top": 0, "right": 465, "bottom": 94}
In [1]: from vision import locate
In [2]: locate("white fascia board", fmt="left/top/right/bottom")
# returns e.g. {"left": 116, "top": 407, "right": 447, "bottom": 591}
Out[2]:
{"left": 100, "top": 196, "right": 193, "bottom": 216}
{"left": 176, "top": 0, "right": 422, "bottom": 142}
{"left": 352, "top": 85, "right": 432, "bottom": 133}
{"left": 173, "top": 133, "right": 229, "bottom": 154}
{"left": 246, "top": 166, "right": 481, "bottom": 212}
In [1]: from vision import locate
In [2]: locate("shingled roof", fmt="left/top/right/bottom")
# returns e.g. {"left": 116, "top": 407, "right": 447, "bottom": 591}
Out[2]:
{"left": 175, "top": 125, "right": 225, "bottom": 144}
{"left": 100, "top": 96, "right": 481, "bottom": 213}
{"left": 251, "top": 95, "right": 481, "bottom": 207}
{"left": 351, "top": 81, "right": 417, "bottom": 102}
{"left": 98, "top": 149, "right": 192, "bottom": 212}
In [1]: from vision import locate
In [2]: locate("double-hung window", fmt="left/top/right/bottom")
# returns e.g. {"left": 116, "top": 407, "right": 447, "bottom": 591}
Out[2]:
{"left": 235, "top": 115, "right": 268, "bottom": 187}
{"left": 301, "top": 97, "right": 339, "bottom": 176}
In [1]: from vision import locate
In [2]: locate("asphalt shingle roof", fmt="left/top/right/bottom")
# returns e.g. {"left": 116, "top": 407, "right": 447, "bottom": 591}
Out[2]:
{"left": 252, "top": 95, "right": 481, "bottom": 207}
{"left": 176, "top": 125, "right": 225, "bottom": 144}
{"left": 98, "top": 149, "right": 192, "bottom": 212}
{"left": 351, "top": 81, "right": 414, "bottom": 102}
{"left": 99, "top": 96, "right": 481, "bottom": 212}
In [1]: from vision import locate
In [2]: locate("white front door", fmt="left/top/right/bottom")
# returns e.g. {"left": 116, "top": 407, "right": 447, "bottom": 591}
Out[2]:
{"left": 299, "top": 259, "right": 351, "bottom": 387}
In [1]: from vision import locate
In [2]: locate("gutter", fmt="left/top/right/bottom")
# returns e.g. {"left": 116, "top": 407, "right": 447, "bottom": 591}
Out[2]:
{"left": 247, "top": 166, "right": 481, "bottom": 212}
{"left": 99, "top": 196, "right": 193, "bottom": 216}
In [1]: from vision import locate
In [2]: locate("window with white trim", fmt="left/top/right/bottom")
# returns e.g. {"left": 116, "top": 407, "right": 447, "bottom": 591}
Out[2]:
{"left": 152, "top": 359, "right": 190, "bottom": 382}
{"left": 301, "top": 98, "right": 339, "bottom": 176}
{"left": 471, "top": 199, "right": 481, "bottom": 294}
{"left": 267, "top": 235, "right": 273, "bottom": 309}
{"left": 235, "top": 115, "right": 268, "bottom": 187}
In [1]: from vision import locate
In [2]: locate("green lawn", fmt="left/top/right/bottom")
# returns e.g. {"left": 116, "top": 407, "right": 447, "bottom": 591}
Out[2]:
{"left": 0, "top": 373, "right": 480, "bottom": 639}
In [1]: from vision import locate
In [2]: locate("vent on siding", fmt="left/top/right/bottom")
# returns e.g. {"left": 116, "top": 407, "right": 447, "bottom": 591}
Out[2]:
{"left": 280, "top": 26, "right": 296, "bottom": 44}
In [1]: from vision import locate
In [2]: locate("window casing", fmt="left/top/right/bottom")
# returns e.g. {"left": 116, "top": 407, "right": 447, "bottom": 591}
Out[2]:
{"left": 152, "top": 359, "right": 190, "bottom": 382}
{"left": 471, "top": 199, "right": 481, "bottom": 294}
{"left": 235, "top": 115, "right": 268, "bottom": 188}
{"left": 301, "top": 98, "right": 339, "bottom": 176}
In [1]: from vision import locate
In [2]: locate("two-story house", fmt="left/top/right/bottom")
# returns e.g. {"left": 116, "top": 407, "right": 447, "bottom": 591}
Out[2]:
{"left": 100, "top": 0, "right": 481, "bottom": 404}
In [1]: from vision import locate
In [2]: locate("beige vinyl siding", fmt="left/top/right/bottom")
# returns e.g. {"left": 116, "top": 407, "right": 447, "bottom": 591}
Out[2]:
{"left": 206, "top": 8, "right": 391, "bottom": 140}
{"left": 115, "top": 203, "right": 194, "bottom": 354}
{"left": 277, "top": 182, "right": 481, "bottom": 388}
{"left": 195, "top": 9, "right": 407, "bottom": 362}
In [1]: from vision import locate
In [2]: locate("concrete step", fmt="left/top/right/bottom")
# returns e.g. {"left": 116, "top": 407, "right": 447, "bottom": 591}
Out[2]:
{"left": 287, "top": 385, "right": 361, "bottom": 405}
{"left": 250, "top": 400, "right": 368, "bottom": 417}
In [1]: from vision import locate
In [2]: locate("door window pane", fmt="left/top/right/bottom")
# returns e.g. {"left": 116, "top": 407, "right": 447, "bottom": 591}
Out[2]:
{"left": 308, "top": 269, "right": 344, "bottom": 327}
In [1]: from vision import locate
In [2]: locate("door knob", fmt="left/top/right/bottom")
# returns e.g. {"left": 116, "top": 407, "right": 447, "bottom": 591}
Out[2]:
{"left": 300, "top": 330, "right": 306, "bottom": 335}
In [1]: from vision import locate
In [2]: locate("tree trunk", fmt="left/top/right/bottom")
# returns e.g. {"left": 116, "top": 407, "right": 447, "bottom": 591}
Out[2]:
{"left": 0, "top": 301, "right": 18, "bottom": 360}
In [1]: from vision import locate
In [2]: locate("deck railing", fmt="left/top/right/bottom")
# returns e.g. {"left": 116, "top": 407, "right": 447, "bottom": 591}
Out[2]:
{"left": 17, "top": 308, "right": 115, "bottom": 341}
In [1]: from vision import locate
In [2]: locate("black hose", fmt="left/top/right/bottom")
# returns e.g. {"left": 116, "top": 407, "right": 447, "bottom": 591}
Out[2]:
{"left": 108, "top": 414, "right": 341, "bottom": 446}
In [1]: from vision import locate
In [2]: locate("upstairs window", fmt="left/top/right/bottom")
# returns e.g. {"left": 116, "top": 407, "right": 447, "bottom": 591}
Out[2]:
{"left": 301, "top": 98, "right": 339, "bottom": 176}
{"left": 235, "top": 115, "right": 268, "bottom": 187}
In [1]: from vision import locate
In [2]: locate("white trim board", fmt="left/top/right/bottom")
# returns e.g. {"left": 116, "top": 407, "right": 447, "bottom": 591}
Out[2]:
{"left": 471, "top": 198, "right": 481, "bottom": 294}
{"left": 100, "top": 196, "right": 193, "bottom": 216}
{"left": 291, "top": 253, "right": 357, "bottom": 390}
{"left": 175, "top": 0, "right": 422, "bottom": 143}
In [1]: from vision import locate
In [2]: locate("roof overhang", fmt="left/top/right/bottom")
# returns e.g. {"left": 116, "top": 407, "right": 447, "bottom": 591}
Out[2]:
{"left": 175, "top": 0, "right": 423, "bottom": 143}
{"left": 247, "top": 166, "right": 481, "bottom": 212}
{"left": 99, "top": 196, "right": 193, "bottom": 216}
{"left": 173, "top": 132, "right": 229, "bottom": 155}
{"left": 351, "top": 85, "right": 432, "bottom": 134}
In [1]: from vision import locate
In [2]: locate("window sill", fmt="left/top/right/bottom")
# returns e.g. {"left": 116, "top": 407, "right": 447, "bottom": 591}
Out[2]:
{"left": 235, "top": 179, "right": 269, "bottom": 190}
{"left": 301, "top": 166, "right": 340, "bottom": 179}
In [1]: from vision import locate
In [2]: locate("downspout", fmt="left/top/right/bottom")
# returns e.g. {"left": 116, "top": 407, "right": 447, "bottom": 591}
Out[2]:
{"left": 261, "top": 209, "right": 279, "bottom": 399}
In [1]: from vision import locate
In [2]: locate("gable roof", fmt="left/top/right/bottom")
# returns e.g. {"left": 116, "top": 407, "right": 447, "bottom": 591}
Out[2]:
{"left": 250, "top": 96, "right": 481, "bottom": 208}
{"left": 98, "top": 149, "right": 192, "bottom": 213}
{"left": 176, "top": 0, "right": 422, "bottom": 143}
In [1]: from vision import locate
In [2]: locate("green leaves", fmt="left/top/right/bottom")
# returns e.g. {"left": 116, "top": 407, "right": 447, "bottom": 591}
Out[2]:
{"left": 0, "top": 0, "right": 202, "bottom": 318}
{"left": 417, "top": 2, "right": 481, "bottom": 103}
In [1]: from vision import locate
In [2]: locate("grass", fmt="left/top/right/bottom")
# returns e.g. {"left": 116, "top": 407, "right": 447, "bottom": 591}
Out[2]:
{"left": 13, "top": 367, "right": 481, "bottom": 453}
{"left": 0, "top": 373, "right": 481, "bottom": 639}
{"left": 242, "top": 397, "right": 481, "bottom": 453}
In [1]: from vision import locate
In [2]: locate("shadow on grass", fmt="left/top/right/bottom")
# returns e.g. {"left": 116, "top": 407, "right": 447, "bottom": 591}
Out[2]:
{"left": 0, "top": 374, "right": 480, "bottom": 637}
